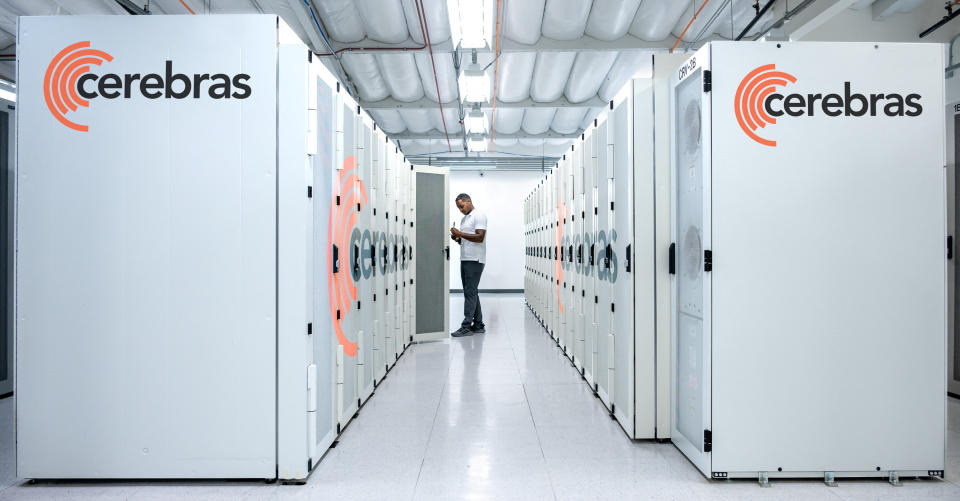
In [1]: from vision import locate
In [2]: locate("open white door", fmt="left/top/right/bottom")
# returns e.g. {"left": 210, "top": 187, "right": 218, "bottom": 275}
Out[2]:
{"left": 0, "top": 100, "right": 11, "bottom": 398}
{"left": 414, "top": 166, "right": 450, "bottom": 342}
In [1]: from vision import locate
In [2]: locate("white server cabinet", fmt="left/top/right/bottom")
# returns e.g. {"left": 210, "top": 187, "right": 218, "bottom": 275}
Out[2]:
{"left": 537, "top": 184, "right": 543, "bottom": 324}
{"left": 947, "top": 98, "right": 960, "bottom": 398}
{"left": 566, "top": 154, "right": 580, "bottom": 356}
{"left": 588, "top": 114, "right": 615, "bottom": 409}
{"left": 583, "top": 135, "right": 598, "bottom": 379}
{"left": 543, "top": 178, "right": 551, "bottom": 334}
{"left": 370, "top": 131, "right": 386, "bottom": 383}
{"left": 390, "top": 162, "right": 402, "bottom": 352}
{"left": 671, "top": 42, "right": 945, "bottom": 479}
{"left": 532, "top": 182, "right": 543, "bottom": 325}
{"left": 558, "top": 158, "right": 572, "bottom": 352}
{"left": 401, "top": 161, "right": 413, "bottom": 350}
{"left": 546, "top": 173, "right": 556, "bottom": 340}
{"left": 334, "top": 93, "right": 361, "bottom": 429}
{"left": 397, "top": 161, "right": 408, "bottom": 351}
{"left": 16, "top": 15, "right": 422, "bottom": 481}
{"left": 581, "top": 131, "right": 596, "bottom": 382}
{"left": 356, "top": 113, "right": 374, "bottom": 405}
{"left": 540, "top": 178, "right": 548, "bottom": 331}
{"left": 405, "top": 162, "right": 416, "bottom": 351}
{"left": 382, "top": 147, "right": 396, "bottom": 363}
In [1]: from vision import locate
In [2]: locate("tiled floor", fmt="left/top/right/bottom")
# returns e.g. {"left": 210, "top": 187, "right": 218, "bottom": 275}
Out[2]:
{"left": 1, "top": 293, "right": 959, "bottom": 499}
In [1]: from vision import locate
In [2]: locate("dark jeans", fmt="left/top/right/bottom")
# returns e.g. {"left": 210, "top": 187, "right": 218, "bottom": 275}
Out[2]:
{"left": 460, "top": 261, "right": 484, "bottom": 328}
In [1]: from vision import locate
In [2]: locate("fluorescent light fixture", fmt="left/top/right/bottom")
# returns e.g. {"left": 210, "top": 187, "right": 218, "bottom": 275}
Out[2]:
{"left": 0, "top": 88, "right": 14, "bottom": 102}
{"left": 464, "top": 109, "right": 486, "bottom": 134}
{"left": 458, "top": 68, "right": 490, "bottom": 103}
{"left": 467, "top": 134, "right": 487, "bottom": 152}
{"left": 447, "top": 0, "right": 494, "bottom": 49}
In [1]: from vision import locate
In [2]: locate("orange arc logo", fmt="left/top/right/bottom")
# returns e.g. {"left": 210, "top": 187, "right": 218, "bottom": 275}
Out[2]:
{"left": 734, "top": 64, "right": 796, "bottom": 147}
{"left": 327, "top": 156, "right": 367, "bottom": 357}
{"left": 43, "top": 41, "right": 113, "bottom": 132}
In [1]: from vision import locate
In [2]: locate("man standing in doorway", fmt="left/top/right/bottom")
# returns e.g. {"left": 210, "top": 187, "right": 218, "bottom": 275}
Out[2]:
{"left": 450, "top": 193, "right": 487, "bottom": 337}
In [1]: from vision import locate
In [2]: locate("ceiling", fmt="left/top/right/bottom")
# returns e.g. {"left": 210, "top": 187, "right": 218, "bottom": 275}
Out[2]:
{"left": 0, "top": 0, "right": 939, "bottom": 167}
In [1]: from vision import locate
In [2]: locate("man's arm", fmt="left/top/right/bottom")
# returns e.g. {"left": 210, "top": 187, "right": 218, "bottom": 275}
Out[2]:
{"left": 452, "top": 228, "right": 485, "bottom": 243}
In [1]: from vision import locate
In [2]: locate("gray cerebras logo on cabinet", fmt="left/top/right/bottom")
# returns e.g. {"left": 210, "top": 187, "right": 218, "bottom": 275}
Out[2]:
{"left": 559, "top": 230, "right": 620, "bottom": 283}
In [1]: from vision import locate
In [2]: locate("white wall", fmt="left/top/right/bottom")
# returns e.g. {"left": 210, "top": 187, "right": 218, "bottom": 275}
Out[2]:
{"left": 448, "top": 169, "right": 543, "bottom": 291}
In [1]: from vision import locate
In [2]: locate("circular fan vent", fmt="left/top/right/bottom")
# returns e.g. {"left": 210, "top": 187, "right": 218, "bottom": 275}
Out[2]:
{"left": 682, "top": 99, "right": 701, "bottom": 156}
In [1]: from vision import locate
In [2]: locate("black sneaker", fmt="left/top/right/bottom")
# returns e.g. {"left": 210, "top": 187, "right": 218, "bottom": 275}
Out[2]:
{"left": 451, "top": 327, "right": 473, "bottom": 337}
{"left": 470, "top": 324, "right": 486, "bottom": 333}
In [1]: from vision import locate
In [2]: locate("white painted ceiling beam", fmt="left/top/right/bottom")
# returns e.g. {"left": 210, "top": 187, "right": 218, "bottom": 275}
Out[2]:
{"left": 359, "top": 95, "right": 608, "bottom": 110}
{"left": 323, "top": 33, "right": 682, "bottom": 55}
{"left": 787, "top": 0, "right": 857, "bottom": 40}
{"left": 391, "top": 130, "right": 582, "bottom": 141}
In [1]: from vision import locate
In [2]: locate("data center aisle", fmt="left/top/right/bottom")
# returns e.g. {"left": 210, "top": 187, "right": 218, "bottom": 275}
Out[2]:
{"left": 0, "top": 294, "right": 959, "bottom": 499}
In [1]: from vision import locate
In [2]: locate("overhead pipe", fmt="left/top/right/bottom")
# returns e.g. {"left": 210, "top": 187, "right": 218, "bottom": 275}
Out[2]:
{"left": 736, "top": 0, "right": 776, "bottom": 41}
{"left": 178, "top": 0, "right": 196, "bottom": 14}
{"left": 453, "top": 48, "right": 469, "bottom": 155}
{"left": 114, "top": 0, "right": 151, "bottom": 14}
{"left": 296, "top": 0, "right": 356, "bottom": 96}
{"left": 416, "top": 0, "right": 453, "bottom": 152}
{"left": 309, "top": 1, "right": 428, "bottom": 56}
{"left": 488, "top": 0, "right": 504, "bottom": 149}
{"left": 921, "top": 1, "right": 960, "bottom": 38}
{"left": 671, "top": 0, "right": 713, "bottom": 53}
{"left": 685, "top": 0, "right": 731, "bottom": 50}
{"left": 751, "top": 0, "right": 816, "bottom": 41}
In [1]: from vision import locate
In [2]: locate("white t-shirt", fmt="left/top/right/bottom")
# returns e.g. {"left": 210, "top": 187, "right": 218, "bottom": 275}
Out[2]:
{"left": 460, "top": 209, "right": 488, "bottom": 263}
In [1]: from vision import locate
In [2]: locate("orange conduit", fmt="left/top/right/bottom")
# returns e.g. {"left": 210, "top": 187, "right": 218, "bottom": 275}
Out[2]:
{"left": 178, "top": 0, "right": 196, "bottom": 14}
{"left": 417, "top": 0, "right": 453, "bottom": 152}
{"left": 670, "top": 0, "right": 712, "bottom": 53}
{"left": 488, "top": 0, "right": 503, "bottom": 150}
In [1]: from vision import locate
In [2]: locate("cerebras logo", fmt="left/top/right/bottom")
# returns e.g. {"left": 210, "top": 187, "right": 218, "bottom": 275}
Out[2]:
{"left": 44, "top": 41, "right": 252, "bottom": 132}
{"left": 735, "top": 64, "right": 922, "bottom": 147}
{"left": 326, "top": 157, "right": 411, "bottom": 358}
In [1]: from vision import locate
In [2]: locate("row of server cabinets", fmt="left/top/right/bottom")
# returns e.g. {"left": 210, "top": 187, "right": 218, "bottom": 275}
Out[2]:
{"left": 15, "top": 16, "right": 426, "bottom": 481}
{"left": 526, "top": 43, "right": 948, "bottom": 481}
{"left": 524, "top": 54, "right": 679, "bottom": 440}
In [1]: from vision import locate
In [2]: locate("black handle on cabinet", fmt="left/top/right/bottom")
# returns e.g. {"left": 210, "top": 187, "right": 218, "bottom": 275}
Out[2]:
{"left": 668, "top": 243, "right": 676, "bottom": 275}
{"left": 353, "top": 244, "right": 360, "bottom": 273}
{"left": 625, "top": 244, "right": 632, "bottom": 272}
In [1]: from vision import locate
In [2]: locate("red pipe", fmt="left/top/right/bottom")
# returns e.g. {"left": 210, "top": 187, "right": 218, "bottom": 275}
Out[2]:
{"left": 488, "top": 0, "right": 503, "bottom": 149}
{"left": 178, "top": 0, "right": 196, "bottom": 15}
{"left": 671, "top": 0, "right": 712, "bottom": 53}
{"left": 416, "top": 0, "right": 452, "bottom": 152}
